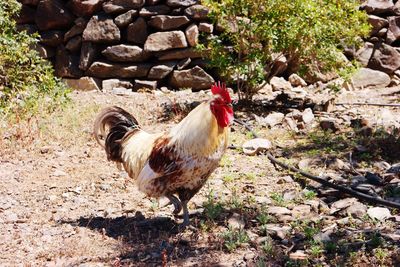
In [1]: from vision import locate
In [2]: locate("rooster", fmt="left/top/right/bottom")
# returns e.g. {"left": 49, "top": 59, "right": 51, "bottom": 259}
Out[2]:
{"left": 93, "top": 82, "right": 233, "bottom": 227}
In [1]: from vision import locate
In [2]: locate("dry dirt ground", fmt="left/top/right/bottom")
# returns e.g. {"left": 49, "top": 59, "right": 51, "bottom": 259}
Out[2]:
{"left": 0, "top": 87, "right": 400, "bottom": 266}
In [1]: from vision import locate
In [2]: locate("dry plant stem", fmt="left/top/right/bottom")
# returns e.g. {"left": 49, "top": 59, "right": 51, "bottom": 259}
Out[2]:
{"left": 336, "top": 102, "right": 400, "bottom": 107}
{"left": 233, "top": 118, "right": 400, "bottom": 209}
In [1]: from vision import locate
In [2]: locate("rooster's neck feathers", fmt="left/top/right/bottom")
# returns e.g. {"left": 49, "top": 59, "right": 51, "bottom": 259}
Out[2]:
{"left": 169, "top": 101, "right": 228, "bottom": 157}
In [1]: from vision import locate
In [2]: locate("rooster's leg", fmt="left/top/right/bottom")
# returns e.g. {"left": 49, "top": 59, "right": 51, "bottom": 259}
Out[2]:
{"left": 180, "top": 201, "right": 190, "bottom": 228}
{"left": 165, "top": 195, "right": 182, "bottom": 215}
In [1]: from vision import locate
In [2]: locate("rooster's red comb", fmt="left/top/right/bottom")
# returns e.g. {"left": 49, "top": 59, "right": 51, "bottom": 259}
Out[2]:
{"left": 211, "top": 82, "right": 231, "bottom": 103}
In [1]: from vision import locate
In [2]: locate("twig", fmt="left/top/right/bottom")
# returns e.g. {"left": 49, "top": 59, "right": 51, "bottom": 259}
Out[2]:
{"left": 233, "top": 119, "right": 400, "bottom": 209}
{"left": 336, "top": 102, "right": 400, "bottom": 107}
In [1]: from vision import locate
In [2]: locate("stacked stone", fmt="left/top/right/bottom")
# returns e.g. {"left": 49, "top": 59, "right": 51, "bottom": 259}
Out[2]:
{"left": 353, "top": 0, "right": 400, "bottom": 88}
{"left": 16, "top": 0, "right": 215, "bottom": 91}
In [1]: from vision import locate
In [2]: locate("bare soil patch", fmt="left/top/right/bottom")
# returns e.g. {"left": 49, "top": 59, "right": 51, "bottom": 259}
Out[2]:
{"left": 0, "top": 88, "right": 399, "bottom": 266}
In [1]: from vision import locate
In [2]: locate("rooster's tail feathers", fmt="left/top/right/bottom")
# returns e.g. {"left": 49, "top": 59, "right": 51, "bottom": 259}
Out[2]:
{"left": 93, "top": 106, "right": 139, "bottom": 162}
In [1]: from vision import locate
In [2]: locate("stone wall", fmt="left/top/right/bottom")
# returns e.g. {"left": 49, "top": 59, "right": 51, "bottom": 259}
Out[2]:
{"left": 16, "top": 0, "right": 400, "bottom": 92}
{"left": 351, "top": 0, "right": 400, "bottom": 88}
{"left": 16, "top": 0, "right": 214, "bottom": 91}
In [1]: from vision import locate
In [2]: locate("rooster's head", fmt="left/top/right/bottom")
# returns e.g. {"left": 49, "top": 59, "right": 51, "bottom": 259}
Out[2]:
{"left": 210, "top": 82, "right": 234, "bottom": 128}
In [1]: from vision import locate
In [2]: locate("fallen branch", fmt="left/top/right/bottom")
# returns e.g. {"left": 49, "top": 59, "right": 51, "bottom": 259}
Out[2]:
{"left": 233, "top": 118, "right": 400, "bottom": 209}
{"left": 336, "top": 102, "right": 400, "bottom": 108}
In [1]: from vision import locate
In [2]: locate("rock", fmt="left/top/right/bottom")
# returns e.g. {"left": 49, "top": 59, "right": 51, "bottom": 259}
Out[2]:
{"left": 373, "top": 161, "right": 391, "bottom": 171}
{"left": 134, "top": 80, "right": 158, "bottom": 91}
{"left": 254, "top": 196, "right": 272, "bottom": 205}
{"left": 327, "top": 158, "right": 350, "bottom": 171}
{"left": 288, "top": 74, "right": 307, "bottom": 87}
{"left": 361, "top": 0, "right": 395, "bottom": 15}
{"left": 79, "top": 42, "right": 97, "bottom": 71}
{"left": 387, "top": 163, "right": 400, "bottom": 174}
{"left": 368, "top": 43, "right": 400, "bottom": 74}
{"left": 139, "top": 5, "right": 171, "bottom": 17}
{"left": 35, "top": 0, "right": 74, "bottom": 30}
{"left": 387, "top": 16, "right": 400, "bottom": 44}
{"left": 277, "top": 175, "right": 294, "bottom": 184}
{"left": 292, "top": 205, "right": 312, "bottom": 219}
{"left": 16, "top": 5, "right": 36, "bottom": 24}
{"left": 285, "top": 117, "right": 298, "bottom": 132}
{"left": 298, "top": 158, "right": 314, "bottom": 170}
{"left": 64, "top": 18, "right": 88, "bottom": 42}
{"left": 20, "top": 0, "right": 40, "bottom": 5}
{"left": 146, "top": 0, "right": 162, "bottom": 4}
{"left": 102, "top": 44, "right": 147, "bottom": 62}
{"left": 289, "top": 251, "right": 308, "bottom": 260}
{"left": 65, "top": 36, "right": 82, "bottom": 52}
{"left": 184, "top": 4, "right": 209, "bottom": 20}
{"left": 377, "top": 108, "right": 399, "bottom": 127}
{"left": 16, "top": 24, "right": 38, "bottom": 35}
{"left": 148, "top": 15, "right": 190, "bottom": 30}
{"left": 144, "top": 31, "right": 188, "bottom": 52}
{"left": 160, "top": 86, "right": 171, "bottom": 93}
{"left": 267, "top": 206, "right": 291, "bottom": 215}
{"left": 3, "top": 211, "right": 18, "bottom": 223}
{"left": 86, "top": 61, "right": 151, "bottom": 78}
{"left": 215, "top": 16, "right": 249, "bottom": 33}
{"left": 102, "top": 79, "right": 133, "bottom": 91}
{"left": 63, "top": 77, "right": 100, "bottom": 91}
{"left": 82, "top": 14, "right": 121, "bottom": 43}
{"left": 127, "top": 17, "right": 148, "bottom": 45}
{"left": 243, "top": 251, "right": 256, "bottom": 261}
{"left": 55, "top": 46, "right": 83, "bottom": 78}
{"left": 345, "top": 202, "right": 367, "bottom": 219}
{"left": 40, "top": 30, "right": 64, "bottom": 47}
{"left": 352, "top": 68, "right": 390, "bottom": 89}
{"left": 103, "top": 0, "right": 145, "bottom": 14}
{"left": 177, "top": 58, "right": 191, "bottom": 70}
{"left": 327, "top": 172, "right": 347, "bottom": 184}
{"left": 198, "top": 22, "right": 213, "bottom": 33}
{"left": 270, "top": 54, "right": 288, "bottom": 77}
{"left": 381, "top": 233, "right": 400, "bottom": 242}
{"left": 68, "top": 0, "right": 103, "bottom": 17}
{"left": 378, "top": 27, "right": 388, "bottom": 37}
{"left": 301, "top": 108, "right": 314, "bottom": 125}
{"left": 264, "top": 224, "right": 291, "bottom": 239}
{"left": 112, "top": 87, "right": 134, "bottom": 95}
{"left": 330, "top": 198, "right": 358, "bottom": 214}
{"left": 52, "top": 169, "right": 67, "bottom": 177}
{"left": 365, "top": 172, "right": 384, "bottom": 185}
{"left": 169, "top": 66, "right": 214, "bottom": 90}
{"left": 314, "top": 231, "right": 332, "bottom": 243}
{"left": 368, "top": 15, "right": 389, "bottom": 36}
{"left": 270, "top": 77, "right": 292, "bottom": 91}
{"left": 185, "top": 24, "right": 199, "bottom": 47}
{"left": 367, "top": 207, "right": 392, "bottom": 221}
{"left": 264, "top": 112, "right": 284, "bottom": 127}
{"left": 32, "top": 44, "right": 55, "bottom": 58}
{"left": 157, "top": 48, "right": 203, "bottom": 60}
{"left": 390, "top": 75, "right": 400, "bottom": 86}
{"left": 320, "top": 118, "right": 340, "bottom": 132}
{"left": 285, "top": 109, "right": 302, "bottom": 121}
{"left": 228, "top": 213, "right": 245, "bottom": 229}
{"left": 114, "top": 10, "right": 138, "bottom": 27}
{"left": 242, "top": 138, "right": 272, "bottom": 156}
{"left": 148, "top": 62, "right": 176, "bottom": 79}
{"left": 166, "top": 0, "right": 198, "bottom": 7}
{"left": 304, "top": 200, "right": 320, "bottom": 212}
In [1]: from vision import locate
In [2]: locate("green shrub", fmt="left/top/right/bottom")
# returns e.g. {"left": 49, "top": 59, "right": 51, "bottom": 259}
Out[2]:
{"left": 201, "top": 0, "right": 370, "bottom": 100}
{"left": 0, "top": 1, "right": 69, "bottom": 121}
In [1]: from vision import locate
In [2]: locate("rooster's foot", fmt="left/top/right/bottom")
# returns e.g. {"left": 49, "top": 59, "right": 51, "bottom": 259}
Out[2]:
{"left": 178, "top": 201, "right": 194, "bottom": 231}
{"left": 164, "top": 195, "right": 182, "bottom": 215}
